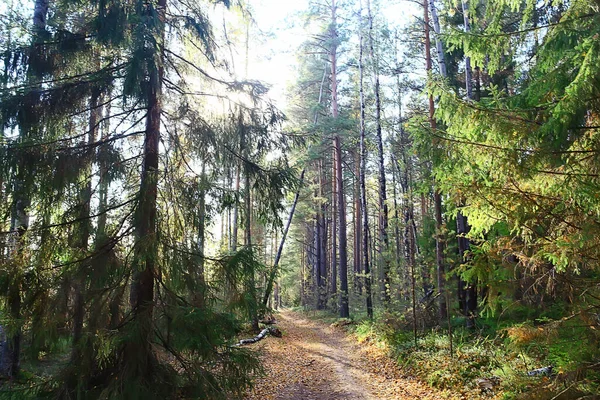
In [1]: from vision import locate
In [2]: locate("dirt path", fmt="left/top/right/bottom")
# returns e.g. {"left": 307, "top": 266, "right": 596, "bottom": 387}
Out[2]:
{"left": 245, "top": 310, "right": 444, "bottom": 400}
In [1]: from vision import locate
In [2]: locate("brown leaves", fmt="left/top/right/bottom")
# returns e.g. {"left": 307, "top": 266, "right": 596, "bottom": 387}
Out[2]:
{"left": 244, "top": 310, "right": 446, "bottom": 400}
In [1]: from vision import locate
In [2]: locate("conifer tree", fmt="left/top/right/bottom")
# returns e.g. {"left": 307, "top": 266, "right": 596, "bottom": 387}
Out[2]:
{"left": 358, "top": 0, "right": 373, "bottom": 319}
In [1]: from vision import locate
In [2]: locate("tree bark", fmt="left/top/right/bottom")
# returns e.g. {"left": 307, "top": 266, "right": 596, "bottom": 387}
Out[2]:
{"left": 427, "top": 0, "right": 448, "bottom": 321}
{"left": 318, "top": 161, "right": 328, "bottom": 308}
{"left": 429, "top": 0, "right": 447, "bottom": 77}
{"left": 391, "top": 155, "right": 403, "bottom": 298}
{"left": 358, "top": 1, "right": 373, "bottom": 319}
{"left": 353, "top": 150, "right": 361, "bottom": 294}
{"left": 313, "top": 215, "right": 320, "bottom": 308}
{"left": 127, "top": 0, "right": 166, "bottom": 373}
{"left": 263, "top": 169, "right": 305, "bottom": 306}
{"left": 331, "top": 152, "right": 338, "bottom": 299}
{"left": 397, "top": 121, "right": 417, "bottom": 343}
{"left": 194, "top": 162, "right": 207, "bottom": 307}
{"left": 241, "top": 120, "right": 260, "bottom": 332}
{"left": 458, "top": 0, "right": 477, "bottom": 328}
{"left": 71, "top": 86, "right": 101, "bottom": 364}
{"left": 330, "top": 0, "right": 349, "bottom": 318}
{"left": 232, "top": 163, "right": 240, "bottom": 252}
{"left": 392, "top": 41, "right": 409, "bottom": 301}
{"left": 461, "top": 0, "right": 473, "bottom": 100}
{"left": 366, "top": 0, "right": 390, "bottom": 305}
{"left": 92, "top": 89, "right": 123, "bottom": 330}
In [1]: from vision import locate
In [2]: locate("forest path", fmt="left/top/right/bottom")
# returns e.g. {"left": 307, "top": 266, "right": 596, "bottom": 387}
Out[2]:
{"left": 245, "top": 309, "right": 441, "bottom": 400}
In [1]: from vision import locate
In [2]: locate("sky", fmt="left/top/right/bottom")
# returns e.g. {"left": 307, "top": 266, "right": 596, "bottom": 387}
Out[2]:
{"left": 246, "top": 0, "right": 418, "bottom": 110}
{"left": 246, "top": 0, "right": 310, "bottom": 109}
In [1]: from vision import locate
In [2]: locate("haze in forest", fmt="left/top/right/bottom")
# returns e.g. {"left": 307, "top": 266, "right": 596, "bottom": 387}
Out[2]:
{"left": 0, "top": 0, "right": 598, "bottom": 399}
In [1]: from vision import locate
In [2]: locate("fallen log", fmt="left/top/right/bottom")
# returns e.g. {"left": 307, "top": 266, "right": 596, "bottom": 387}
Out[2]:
{"left": 235, "top": 327, "right": 282, "bottom": 346}
{"left": 527, "top": 365, "right": 553, "bottom": 376}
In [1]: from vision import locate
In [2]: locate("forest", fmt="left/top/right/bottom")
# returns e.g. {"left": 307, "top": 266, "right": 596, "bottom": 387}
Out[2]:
{"left": 0, "top": 0, "right": 598, "bottom": 398}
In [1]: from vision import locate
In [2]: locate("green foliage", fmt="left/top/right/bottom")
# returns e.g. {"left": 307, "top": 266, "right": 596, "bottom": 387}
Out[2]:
{"left": 347, "top": 310, "right": 600, "bottom": 399}
{"left": 0, "top": 0, "right": 286, "bottom": 397}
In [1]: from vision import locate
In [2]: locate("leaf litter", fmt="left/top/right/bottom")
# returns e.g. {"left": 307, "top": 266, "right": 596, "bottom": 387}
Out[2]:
{"left": 245, "top": 309, "right": 459, "bottom": 399}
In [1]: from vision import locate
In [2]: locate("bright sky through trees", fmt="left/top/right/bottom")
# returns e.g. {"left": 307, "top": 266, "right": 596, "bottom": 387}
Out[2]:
{"left": 248, "top": 0, "right": 308, "bottom": 107}
{"left": 248, "top": 0, "right": 416, "bottom": 108}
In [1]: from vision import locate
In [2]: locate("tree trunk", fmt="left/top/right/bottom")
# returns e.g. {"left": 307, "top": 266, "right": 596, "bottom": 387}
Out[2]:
{"left": 426, "top": 0, "right": 448, "bottom": 321}
{"left": 397, "top": 123, "right": 417, "bottom": 342}
{"left": 263, "top": 169, "right": 305, "bottom": 306}
{"left": 194, "top": 162, "right": 207, "bottom": 307}
{"left": 331, "top": 152, "right": 338, "bottom": 299}
{"left": 91, "top": 89, "right": 123, "bottom": 330}
{"left": 353, "top": 150, "right": 361, "bottom": 294}
{"left": 313, "top": 216, "right": 320, "bottom": 308}
{"left": 330, "top": 0, "right": 349, "bottom": 318}
{"left": 301, "top": 243, "right": 306, "bottom": 306}
{"left": 242, "top": 121, "right": 260, "bottom": 332}
{"left": 232, "top": 163, "right": 240, "bottom": 252}
{"left": 429, "top": 0, "right": 447, "bottom": 77}
{"left": 96, "top": 95, "right": 111, "bottom": 247}
{"left": 392, "top": 43, "right": 408, "bottom": 300}
{"left": 314, "top": 173, "right": 324, "bottom": 309}
{"left": 127, "top": 0, "right": 166, "bottom": 373}
{"left": 461, "top": 0, "right": 473, "bottom": 100}
{"left": 318, "top": 161, "right": 328, "bottom": 308}
{"left": 71, "top": 87, "right": 101, "bottom": 364}
{"left": 458, "top": 0, "right": 477, "bottom": 328}
{"left": 366, "top": 0, "right": 390, "bottom": 306}
{"left": 358, "top": 1, "right": 373, "bottom": 319}
{"left": 391, "top": 156, "right": 402, "bottom": 298}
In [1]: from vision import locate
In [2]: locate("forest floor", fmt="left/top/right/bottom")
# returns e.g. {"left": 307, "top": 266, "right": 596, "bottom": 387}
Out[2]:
{"left": 244, "top": 309, "right": 449, "bottom": 400}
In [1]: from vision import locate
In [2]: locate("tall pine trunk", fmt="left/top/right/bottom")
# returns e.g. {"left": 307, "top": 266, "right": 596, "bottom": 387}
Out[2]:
{"left": 366, "top": 0, "right": 390, "bottom": 305}
{"left": 397, "top": 119, "right": 417, "bottom": 343}
{"left": 330, "top": 0, "right": 349, "bottom": 318}
{"left": 241, "top": 120, "right": 260, "bottom": 332}
{"left": 318, "top": 161, "right": 327, "bottom": 308}
{"left": 331, "top": 153, "right": 338, "bottom": 299}
{"left": 232, "top": 163, "right": 240, "bottom": 252}
{"left": 358, "top": 1, "right": 373, "bottom": 318}
{"left": 194, "top": 162, "right": 207, "bottom": 307}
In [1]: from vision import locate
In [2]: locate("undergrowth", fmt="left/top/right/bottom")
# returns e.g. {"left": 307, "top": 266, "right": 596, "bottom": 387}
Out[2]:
{"left": 349, "top": 310, "right": 600, "bottom": 400}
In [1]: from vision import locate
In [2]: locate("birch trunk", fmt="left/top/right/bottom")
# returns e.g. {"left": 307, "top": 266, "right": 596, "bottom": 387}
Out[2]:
{"left": 458, "top": 0, "right": 477, "bottom": 328}
{"left": 262, "top": 169, "right": 306, "bottom": 306}
{"left": 428, "top": 0, "right": 448, "bottom": 321}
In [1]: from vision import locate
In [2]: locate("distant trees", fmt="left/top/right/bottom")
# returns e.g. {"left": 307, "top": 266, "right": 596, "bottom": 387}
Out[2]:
{"left": 282, "top": 0, "right": 600, "bottom": 365}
